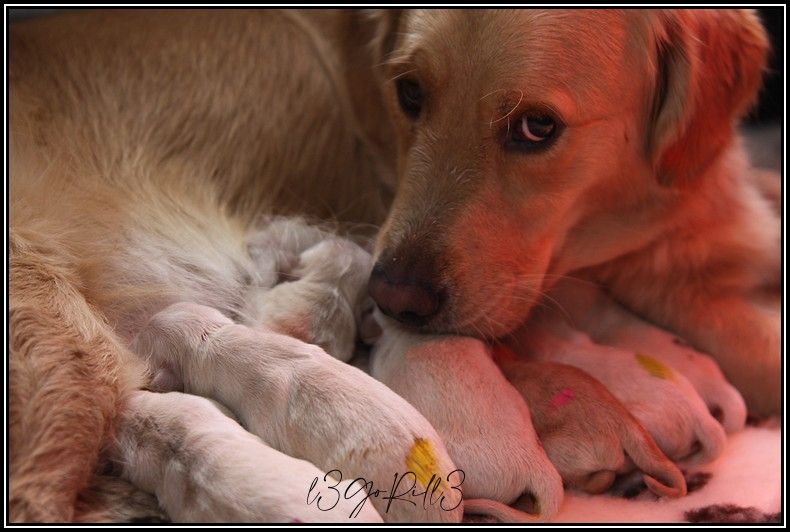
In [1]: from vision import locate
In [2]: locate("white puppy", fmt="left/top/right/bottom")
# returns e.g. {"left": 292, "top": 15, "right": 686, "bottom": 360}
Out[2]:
{"left": 244, "top": 222, "right": 373, "bottom": 362}
{"left": 544, "top": 279, "right": 747, "bottom": 434}
{"left": 507, "top": 310, "right": 727, "bottom": 464}
{"left": 133, "top": 302, "right": 465, "bottom": 523}
{"left": 370, "top": 314, "right": 564, "bottom": 522}
{"left": 114, "top": 390, "right": 384, "bottom": 523}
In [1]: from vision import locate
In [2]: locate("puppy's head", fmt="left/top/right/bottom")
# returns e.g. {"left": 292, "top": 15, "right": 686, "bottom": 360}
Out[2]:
{"left": 367, "top": 9, "right": 768, "bottom": 336}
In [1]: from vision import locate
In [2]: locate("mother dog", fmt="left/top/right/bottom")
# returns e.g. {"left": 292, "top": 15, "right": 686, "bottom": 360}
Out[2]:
{"left": 9, "top": 9, "right": 778, "bottom": 521}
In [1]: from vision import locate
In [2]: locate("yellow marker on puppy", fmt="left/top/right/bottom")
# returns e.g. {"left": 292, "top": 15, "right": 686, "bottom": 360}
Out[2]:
{"left": 635, "top": 352, "right": 674, "bottom": 380}
{"left": 494, "top": 349, "right": 686, "bottom": 498}
{"left": 135, "top": 302, "right": 464, "bottom": 523}
{"left": 406, "top": 438, "right": 444, "bottom": 490}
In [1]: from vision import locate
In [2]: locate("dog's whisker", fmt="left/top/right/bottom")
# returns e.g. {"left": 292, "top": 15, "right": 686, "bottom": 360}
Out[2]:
{"left": 388, "top": 69, "right": 418, "bottom": 83}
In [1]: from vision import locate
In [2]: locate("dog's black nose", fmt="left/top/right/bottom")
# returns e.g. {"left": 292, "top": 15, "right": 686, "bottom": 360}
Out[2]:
{"left": 368, "top": 255, "right": 444, "bottom": 326}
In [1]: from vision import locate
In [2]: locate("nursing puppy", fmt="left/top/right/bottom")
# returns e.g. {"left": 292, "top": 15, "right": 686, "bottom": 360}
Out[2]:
{"left": 507, "top": 309, "right": 727, "bottom": 463}
{"left": 366, "top": 10, "right": 779, "bottom": 418}
{"left": 114, "top": 391, "right": 384, "bottom": 523}
{"left": 493, "top": 351, "right": 686, "bottom": 497}
{"left": 9, "top": 9, "right": 777, "bottom": 522}
{"left": 133, "top": 302, "right": 465, "bottom": 523}
{"left": 244, "top": 226, "right": 374, "bottom": 362}
{"left": 370, "top": 315, "right": 564, "bottom": 521}
{"left": 10, "top": 10, "right": 394, "bottom": 519}
{"left": 542, "top": 279, "right": 748, "bottom": 434}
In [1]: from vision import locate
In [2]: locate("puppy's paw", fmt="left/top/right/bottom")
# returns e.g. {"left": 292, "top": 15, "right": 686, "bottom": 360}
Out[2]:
{"left": 512, "top": 323, "right": 727, "bottom": 465}
{"left": 132, "top": 302, "right": 233, "bottom": 390}
{"left": 147, "top": 365, "right": 183, "bottom": 393}
{"left": 613, "top": 351, "right": 727, "bottom": 464}
{"left": 246, "top": 217, "right": 330, "bottom": 282}
{"left": 358, "top": 299, "right": 382, "bottom": 346}
{"left": 662, "top": 338, "right": 747, "bottom": 434}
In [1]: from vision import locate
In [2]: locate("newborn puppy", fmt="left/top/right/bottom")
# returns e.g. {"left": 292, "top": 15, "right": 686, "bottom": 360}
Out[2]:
{"left": 507, "top": 310, "right": 727, "bottom": 464}
{"left": 133, "top": 302, "right": 464, "bottom": 523}
{"left": 245, "top": 216, "right": 332, "bottom": 288}
{"left": 244, "top": 235, "right": 374, "bottom": 362}
{"left": 114, "top": 390, "right": 383, "bottom": 523}
{"left": 370, "top": 314, "right": 564, "bottom": 522}
{"left": 545, "top": 279, "right": 747, "bottom": 434}
{"left": 493, "top": 351, "right": 686, "bottom": 498}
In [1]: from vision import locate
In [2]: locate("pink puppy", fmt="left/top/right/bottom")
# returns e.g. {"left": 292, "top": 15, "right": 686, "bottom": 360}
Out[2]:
{"left": 494, "top": 347, "right": 686, "bottom": 498}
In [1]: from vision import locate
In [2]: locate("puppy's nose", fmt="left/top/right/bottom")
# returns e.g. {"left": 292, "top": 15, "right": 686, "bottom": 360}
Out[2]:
{"left": 368, "top": 254, "right": 444, "bottom": 326}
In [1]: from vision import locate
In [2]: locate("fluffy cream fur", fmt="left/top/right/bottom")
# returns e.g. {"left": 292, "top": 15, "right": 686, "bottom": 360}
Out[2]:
{"left": 8, "top": 9, "right": 779, "bottom": 521}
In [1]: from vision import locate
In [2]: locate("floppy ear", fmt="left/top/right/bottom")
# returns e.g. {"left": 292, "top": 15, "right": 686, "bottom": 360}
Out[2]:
{"left": 646, "top": 9, "right": 769, "bottom": 185}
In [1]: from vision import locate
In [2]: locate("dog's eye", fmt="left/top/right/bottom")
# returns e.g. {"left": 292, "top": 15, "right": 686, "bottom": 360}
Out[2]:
{"left": 396, "top": 78, "right": 423, "bottom": 119}
{"left": 508, "top": 113, "right": 560, "bottom": 151}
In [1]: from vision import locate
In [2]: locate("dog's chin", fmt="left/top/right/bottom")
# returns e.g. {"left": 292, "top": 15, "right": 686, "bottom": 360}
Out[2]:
{"left": 402, "top": 294, "right": 538, "bottom": 340}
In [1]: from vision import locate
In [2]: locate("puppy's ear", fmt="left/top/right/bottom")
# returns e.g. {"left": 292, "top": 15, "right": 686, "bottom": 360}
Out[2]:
{"left": 646, "top": 9, "right": 769, "bottom": 185}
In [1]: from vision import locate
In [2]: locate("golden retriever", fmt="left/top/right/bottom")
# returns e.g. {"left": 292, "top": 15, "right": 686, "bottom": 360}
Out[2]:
{"left": 8, "top": 8, "right": 779, "bottom": 522}
{"left": 366, "top": 9, "right": 779, "bottom": 414}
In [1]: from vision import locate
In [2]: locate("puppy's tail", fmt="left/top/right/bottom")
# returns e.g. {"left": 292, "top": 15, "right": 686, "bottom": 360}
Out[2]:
{"left": 463, "top": 498, "right": 542, "bottom": 523}
{"left": 621, "top": 417, "right": 687, "bottom": 498}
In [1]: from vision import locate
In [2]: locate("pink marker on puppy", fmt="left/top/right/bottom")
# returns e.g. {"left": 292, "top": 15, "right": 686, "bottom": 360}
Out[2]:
{"left": 544, "top": 279, "right": 747, "bottom": 434}
{"left": 507, "top": 310, "right": 727, "bottom": 464}
{"left": 493, "top": 345, "right": 686, "bottom": 498}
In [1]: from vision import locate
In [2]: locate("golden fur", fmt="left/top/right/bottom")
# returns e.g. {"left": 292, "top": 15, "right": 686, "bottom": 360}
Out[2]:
{"left": 371, "top": 9, "right": 779, "bottom": 411}
{"left": 8, "top": 8, "right": 779, "bottom": 522}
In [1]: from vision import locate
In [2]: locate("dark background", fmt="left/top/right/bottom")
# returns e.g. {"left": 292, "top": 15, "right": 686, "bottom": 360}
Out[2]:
{"left": 749, "top": 7, "right": 783, "bottom": 123}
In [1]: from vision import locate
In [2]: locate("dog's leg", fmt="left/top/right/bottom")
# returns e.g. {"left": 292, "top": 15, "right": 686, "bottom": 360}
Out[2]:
{"left": 663, "top": 295, "right": 780, "bottom": 418}
{"left": 586, "top": 274, "right": 780, "bottom": 418}
{"left": 8, "top": 229, "right": 145, "bottom": 522}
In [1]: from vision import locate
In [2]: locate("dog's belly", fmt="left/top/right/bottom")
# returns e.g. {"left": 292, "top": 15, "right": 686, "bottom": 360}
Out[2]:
{"left": 10, "top": 9, "right": 390, "bottom": 345}
{"left": 90, "top": 197, "right": 261, "bottom": 343}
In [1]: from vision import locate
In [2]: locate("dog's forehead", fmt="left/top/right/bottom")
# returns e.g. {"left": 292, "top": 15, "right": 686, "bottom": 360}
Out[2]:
{"left": 398, "top": 9, "right": 646, "bottom": 109}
